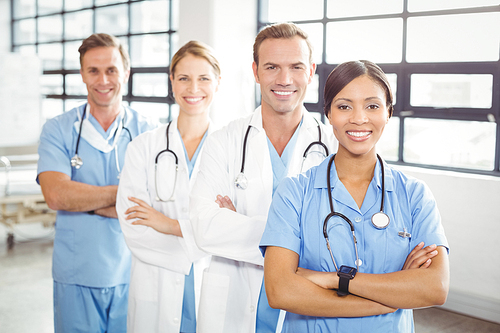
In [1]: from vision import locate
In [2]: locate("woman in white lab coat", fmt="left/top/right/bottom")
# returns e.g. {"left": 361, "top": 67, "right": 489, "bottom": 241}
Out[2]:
{"left": 116, "top": 40, "right": 221, "bottom": 333}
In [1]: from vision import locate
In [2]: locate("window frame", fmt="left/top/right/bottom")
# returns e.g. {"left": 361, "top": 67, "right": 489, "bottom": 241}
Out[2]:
{"left": 257, "top": 0, "right": 500, "bottom": 176}
{"left": 10, "top": 0, "right": 178, "bottom": 123}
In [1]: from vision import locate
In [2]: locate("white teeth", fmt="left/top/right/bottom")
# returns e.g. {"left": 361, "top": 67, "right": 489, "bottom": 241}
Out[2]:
{"left": 97, "top": 89, "right": 111, "bottom": 93}
{"left": 348, "top": 131, "right": 370, "bottom": 137}
{"left": 273, "top": 91, "right": 293, "bottom": 96}
{"left": 186, "top": 97, "right": 203, "bottom": 102}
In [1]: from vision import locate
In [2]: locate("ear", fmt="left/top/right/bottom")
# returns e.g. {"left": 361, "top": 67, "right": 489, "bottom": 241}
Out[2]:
{"left": 80, "top": 69, "right": 85, "bottom": 83}
{"left": 252, "top": 61, "right": 260, "bottom": 84}
{"left": 308, "top": 63, "right": 317, "bottom": 84}
{"left": 215, "top": 75, "right": 221, "bottom": 93}
{"left": 123, "top": 69, "right": 130, "bottom": 83}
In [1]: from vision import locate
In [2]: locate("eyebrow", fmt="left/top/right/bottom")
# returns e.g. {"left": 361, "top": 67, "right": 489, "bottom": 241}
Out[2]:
{"left": 334, "top": 96, "right": 383, "bottom": 103}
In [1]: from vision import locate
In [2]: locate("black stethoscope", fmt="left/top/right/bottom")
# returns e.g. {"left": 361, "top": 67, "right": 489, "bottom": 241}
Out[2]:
{"left": 323, "top": 154, "right": 390, "bottom": 272}
{"left": 234, "top": 118, "right": 329, "bottom": 190}
{"left": 71, "top": 105, "right": 132, "bottom": 175}
{"left": 154, "top": 121, "right": 178, "bottom": 202}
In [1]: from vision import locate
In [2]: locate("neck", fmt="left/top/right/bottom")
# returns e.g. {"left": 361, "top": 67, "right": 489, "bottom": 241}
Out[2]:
{"left": 334, "top": 149, "right": 378, "bottom": 183}
{"left": 87, "top": 100, "right": 122, "bottom": 132}
{"left": 261, "top": 104, "right": 303, "bottom": 156}
{"left": 177, "top": 111, "right": 210, "bottom": 160}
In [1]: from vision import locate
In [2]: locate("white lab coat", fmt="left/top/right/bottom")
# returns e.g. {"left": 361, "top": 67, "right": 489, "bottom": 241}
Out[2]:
{"left": 117, "top": 119, "right": 212, "bottom": 333}
{"left": 190, "top": 107, "right": 337, "bottom": 333}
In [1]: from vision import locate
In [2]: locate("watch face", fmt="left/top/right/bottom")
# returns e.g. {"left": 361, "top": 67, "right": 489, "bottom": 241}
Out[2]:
{"left": 339, "top": 265, "right": 356, "bottom": 276}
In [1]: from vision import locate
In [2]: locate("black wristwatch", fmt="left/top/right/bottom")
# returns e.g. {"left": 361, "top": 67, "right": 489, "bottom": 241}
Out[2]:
{"left": 337, "top": 265, "right": 357, "bottom": 296}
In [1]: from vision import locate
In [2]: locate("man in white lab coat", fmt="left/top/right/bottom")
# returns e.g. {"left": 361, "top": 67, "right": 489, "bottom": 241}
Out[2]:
{"left": 190, "top": 23, "right": 337, "bottom": 333}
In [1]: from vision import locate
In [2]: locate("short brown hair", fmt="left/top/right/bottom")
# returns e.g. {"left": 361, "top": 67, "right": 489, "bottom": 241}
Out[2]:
{"left": 170, "top": 40, "right": 221, "bottom": 77}
{"left": 78, "top": 33, "right": 130, "bottom": 71}
{"left": 323, "top": 60, "right": 394, "bottom": 118}
{"left": 253, "top": 22, "right": 313, "bottom": 66}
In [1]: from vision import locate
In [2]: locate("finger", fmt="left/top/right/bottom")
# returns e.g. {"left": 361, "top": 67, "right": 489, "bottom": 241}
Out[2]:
{"left": 420, "top": 258, "right": 432, "bottom": 269}
{"left": 128, "top": 197, "right": 148, "bottom": 207}
{"left": 125, "top": 205, "right": 147, "bottom": 216}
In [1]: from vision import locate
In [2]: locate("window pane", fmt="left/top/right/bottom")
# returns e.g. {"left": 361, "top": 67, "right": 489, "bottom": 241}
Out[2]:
{"left": 130, "top": 102, "right": 169, "bottom": 123}
{"left": 38, "top": 43, "right": 63, "bottom": 70}
{"left": 65, "top": 100, "right": 87, "bottom": 112}
{"left": 42, "top": 98, "right": 64, "bottom": 120}
{"left": 95, "top": 4, "right": 129, "bottom": 36}
{"left": 38, "top": 15, "right": 63, "bottom": 43}
{"left": 65, "top": 0, "right": 93, "bottom": 11}
{"left": 407, "top": 13, "right": 500, "bottom": 63}
{"left": 66, "top": 74, "right": 87, "bottom": 95}
{"left": 404, "top": 118, "right": 495, "bottom": 170}
{"left": 265, "top": 0, "right": 323, "bottom": 22}
{"left": 304, "top": 74, "right": 319, "bottom": 104}
{"left": 64, "top": 10, "right": 93, "bottom": 40}
{"left": 410, "top": 74, "right": 493, "bottom": 109}
{"left": 41, "top": 75, "right": 64, "bottom": 95}
{"left": 408, "top": 0, "right": 499, "bottom": 12}
{"left": 38, "top": 0, "right": 62, "bottom": 16}
{"left": 327, "top": 0, "right": 403, "bottom": 18}
{"left": 130, "top": 34, "right": 170, "bottom": 67}
{"left": 297, "top": 23, "right": 323, "bottom": 64}
{"left": 326, "top": 18, "right": 403, "bottom": 64}
{"left": 13, "top": 0, "right": 36, "bottom": 19}
{"left": 64, "top": 41, "right": 82, "bottom": 70}
{"left": 13, "top": 19, "right": 36, "bottom": 44}
{"left": 14, "top": 45, "right": 37, "bottom": 55}
{"left": 131, "top": 0, "right": 169, "bottom": 34}
{"left": 132, "top": 73, "right": 169, "bottom": 97}
{"left": 377, "top": 116, "right": 399, "bottom": 161}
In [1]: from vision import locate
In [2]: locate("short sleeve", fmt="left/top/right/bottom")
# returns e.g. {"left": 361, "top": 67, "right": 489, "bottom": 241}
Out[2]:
{"left": 37, "top": 118, "right": 73, "bottom": 182}
{"left": 259, "top": 176, "right": 304, "bottom": 256}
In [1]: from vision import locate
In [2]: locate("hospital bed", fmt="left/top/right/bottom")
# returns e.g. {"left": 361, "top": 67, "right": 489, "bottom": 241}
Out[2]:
{"left": 0, "top": 152, "right": 56, "bottom": 248}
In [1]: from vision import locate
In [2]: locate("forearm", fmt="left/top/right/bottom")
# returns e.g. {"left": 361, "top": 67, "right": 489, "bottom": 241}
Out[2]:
{"left": 264, "top": 247, "right": 395, "bottom": 318}
{"left": 94, "top": 205, "right": 118, "bottom": 218}
{"left": 39, "top": 171, "right": 118, "bottom": 212}
{"left": 349, "top": 247, "right": 449, "bottom": 309}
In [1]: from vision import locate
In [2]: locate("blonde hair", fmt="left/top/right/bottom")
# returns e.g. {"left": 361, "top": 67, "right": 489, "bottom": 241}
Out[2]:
{"left": 170, "top": 40, "right": 221, "bottom": 77}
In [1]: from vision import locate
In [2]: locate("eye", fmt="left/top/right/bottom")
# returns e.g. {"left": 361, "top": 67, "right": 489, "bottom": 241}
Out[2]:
{"left": 178, "top": 77, "right": 188, "bottom": 81}
{"left": 337, "top": 104, "right": 351, "bottom": 110}
{"left": 200, "top": 77, "right": 211, "bottom": 81}
{"left": 367, "top": 104, "right": 380, "bottom": 110}
{"left": 265, "top": 65, "right": 276, "bottom": 70}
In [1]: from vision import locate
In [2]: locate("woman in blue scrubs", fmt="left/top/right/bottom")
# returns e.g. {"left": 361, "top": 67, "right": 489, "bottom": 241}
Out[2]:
{"left": 116, "top": 41, "right": 220, "bottom": 333}
{"left": 260, "top": 60, "right": 450, "bottom": 332}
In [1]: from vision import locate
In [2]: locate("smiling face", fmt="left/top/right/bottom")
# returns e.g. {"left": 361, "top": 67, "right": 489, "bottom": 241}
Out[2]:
{"left": 327, "top": 75, "right": 390, "bottom": 158}
{"left": 170, "top": 54, "right": 220, "bottom": 117}
{"left": 80, "top": 46, "right": 129, "bottom": 111}
{"left": 252, "top": 36, "right": 315, "bottom": 116}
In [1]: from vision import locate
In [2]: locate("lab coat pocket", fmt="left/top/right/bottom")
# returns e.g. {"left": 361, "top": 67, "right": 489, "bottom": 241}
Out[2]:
{"left": 197, "top": 270, "right": 230, "bottom": 333}
{"left": 52, "top": 228, "right": 75, "bottom": 282}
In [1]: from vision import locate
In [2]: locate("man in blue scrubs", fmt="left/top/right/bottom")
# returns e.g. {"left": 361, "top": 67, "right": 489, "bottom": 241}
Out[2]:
{"left": 37, "top": 33, "right": 156, "bottom": 332}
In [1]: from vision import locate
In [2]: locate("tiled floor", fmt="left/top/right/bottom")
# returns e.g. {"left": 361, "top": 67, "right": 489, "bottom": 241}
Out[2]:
{"left": 1, "top": 235, "right": 499, "bottom": 333}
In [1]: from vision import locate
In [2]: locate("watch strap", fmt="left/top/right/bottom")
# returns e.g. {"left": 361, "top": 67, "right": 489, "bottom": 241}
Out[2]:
{"left": 337, "top": 275, "right": 350, "bottom": 296}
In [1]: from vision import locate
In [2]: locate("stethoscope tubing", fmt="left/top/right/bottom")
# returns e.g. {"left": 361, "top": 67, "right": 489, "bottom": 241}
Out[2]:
{"left": 154, "top": 121, "right": 178, "bottom": 202}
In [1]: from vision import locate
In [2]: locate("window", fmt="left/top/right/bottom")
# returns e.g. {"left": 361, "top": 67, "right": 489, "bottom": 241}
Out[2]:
{"left": 258, "top": 0, "right": 500, "bottom": 175}
{"left": 11, "top": 0, "right": 178, "bottom": 124}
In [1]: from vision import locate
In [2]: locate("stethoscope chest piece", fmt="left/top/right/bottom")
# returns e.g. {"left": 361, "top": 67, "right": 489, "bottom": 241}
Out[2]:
{"left": 71, "top": 155, "right": 83, "bottom": 169}
{"left": 371, "top": 211, "right": 390, "bottom": 229}
{"left": 234, "top": 172, "right": 248, "bottom": 190}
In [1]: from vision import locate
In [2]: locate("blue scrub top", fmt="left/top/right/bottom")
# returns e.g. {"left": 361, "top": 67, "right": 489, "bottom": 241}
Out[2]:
{"left": 260, "top": 156, "right": 449, "bottom": 333}
{"left": 37, "top": 103, "right": 157, "bottom": 287}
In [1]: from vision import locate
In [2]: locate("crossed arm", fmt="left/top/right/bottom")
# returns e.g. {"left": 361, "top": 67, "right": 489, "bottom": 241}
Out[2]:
{"left": 263, "top": 243, "right": 449, "bottom": 318}
{"left": 39, "top": 171, "right": 118, "bottom": 218}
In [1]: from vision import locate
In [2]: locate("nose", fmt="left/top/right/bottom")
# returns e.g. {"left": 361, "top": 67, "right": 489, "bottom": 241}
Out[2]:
{"left": 276, "top": 68, "right": 292, "bottom": 86}
{"left": 188, "top": 80, "right": 199, "bottom": 92}
{"left": 350, "top": 108, "right": 369, "bottom": 125}
{"left": 97, "top": 73, "right": 110, "bottom": 85}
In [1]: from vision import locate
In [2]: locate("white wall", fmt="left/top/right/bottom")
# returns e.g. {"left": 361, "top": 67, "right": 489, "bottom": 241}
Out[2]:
{"left": 400, "top": 166, "right": 500, "bottom": 323}
{"left": 178, "top": 0, "right": 257, "bottom": 127}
